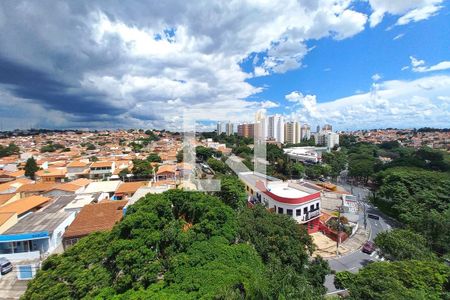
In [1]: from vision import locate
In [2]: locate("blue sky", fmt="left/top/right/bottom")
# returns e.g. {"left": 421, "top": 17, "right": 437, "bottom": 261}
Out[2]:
{"left": 0, "top": 1, "right": 449, "bottom": 130}
{"left": 244, "top": 4, "right": 450, "bottom": 120}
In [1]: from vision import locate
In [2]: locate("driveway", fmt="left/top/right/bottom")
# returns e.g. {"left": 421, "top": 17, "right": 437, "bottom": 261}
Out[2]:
{"left": 0, "top": 270, "right": 29, "bottom": 300}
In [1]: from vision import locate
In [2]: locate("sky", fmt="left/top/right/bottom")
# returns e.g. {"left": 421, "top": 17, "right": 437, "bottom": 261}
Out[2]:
{"left": 0, "top": 0, "right": 449, "bottom": 131}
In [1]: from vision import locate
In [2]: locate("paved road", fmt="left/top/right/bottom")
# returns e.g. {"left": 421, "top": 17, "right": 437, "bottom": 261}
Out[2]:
{"left": 324, "top": 180, "right": 396, "bottom": 294}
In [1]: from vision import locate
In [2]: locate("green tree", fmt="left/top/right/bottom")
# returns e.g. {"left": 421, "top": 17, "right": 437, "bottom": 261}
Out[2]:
{"left": 0, "top": 143, "right": 20, "bottom": 157}
{"left": 206, "top": 157, "right": 228, "bottom": 174}
{"left": 86, "top": 143, "right": 96, "bottom": 150}
{"left": 292, "top": 162, "right": 305, "bottom": 178}
{"left": 214, "top": 175, "right": 247, "bottom": 210}
{"left": 24, "top": 157, "right": 39, "bottom": 180}
{"left": 131, "top": 159, "right": 153, "bottom": 178}
{"left": 146, "top": 153, "right": 162, "bottom": 163}
{"left": 195, "top": 146, "right": 213, "bottom": 161}
{"left": 374, "top": 229, "right": 436, "bottom": 261}
{"left": 335, "top": 260, "right": 450, "bottom": 300}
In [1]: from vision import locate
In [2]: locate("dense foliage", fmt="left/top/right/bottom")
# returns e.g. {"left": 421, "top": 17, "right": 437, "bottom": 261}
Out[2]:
{"left": 24, "top": 189, "right": 328, "bottom": 299}
{"left": 335, "top": 260, "right": 450, "bottom": 300}
{"left": 373, "top": 167, "right": 450, "bottom": 255}
{"left": 0, "top": 142, "right": 20, "bottom": 157}
{"left": 374, "top": 229, "right": 436, "bottom": 261}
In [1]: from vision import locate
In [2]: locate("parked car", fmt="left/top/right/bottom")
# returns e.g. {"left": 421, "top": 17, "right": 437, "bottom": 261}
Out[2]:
{"left": 362, "top": 241, "right": 376, "bottom": 254}
{"left": 0, "top": 257, "right": 13, "bottom": 275}
{"left": 367, "top": 213, "right": 380, "bottom": 220}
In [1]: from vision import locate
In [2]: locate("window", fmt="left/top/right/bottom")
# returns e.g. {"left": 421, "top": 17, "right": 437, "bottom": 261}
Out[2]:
{"left": 278, "top": 207, "right": 284, "bottom": 214}
{"left": 287, "top": 209, "right": 293, "bottom": 216}
{"left": 310, "top": 204, "right": 314, "bottom": 211}
{"left": 296, "top": 209, "right": 301, "bottom": 216}
{"left": 303, "top": 207, "right": 307, "bottom": 214}
{"left": 316, "top": 203, "right": 319, "bottom": 209}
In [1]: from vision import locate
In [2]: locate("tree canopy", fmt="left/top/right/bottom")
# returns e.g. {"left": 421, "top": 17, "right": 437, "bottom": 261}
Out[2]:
{"left": 335, "top": 260, "right": 450, "bottom": 300}
{"left": 24, "top": 188, "right": 329, "bottom": 299}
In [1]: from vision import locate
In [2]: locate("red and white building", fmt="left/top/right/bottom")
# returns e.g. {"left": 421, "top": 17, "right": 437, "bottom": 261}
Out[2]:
{"left": 239, "top": 172, "right": 322, "bottom": 233}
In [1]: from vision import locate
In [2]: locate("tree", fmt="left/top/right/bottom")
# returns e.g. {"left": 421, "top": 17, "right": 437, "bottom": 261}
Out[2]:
{"left": 24, "top": 157, "right": 39, "bottom": 180}
{"left": 0, "top": 143, "right": 20, "bottom": 157}
{"left": 86, "top": 143, "right": 96, "bottom": 150}
{"left": 291, "top": 162, "right": 305, "bottom": 178}
{"left": 119, "top": 168, "right": 130, "bottom": 180}
{"left": 195, "top": 146, "right": 213, "bottom": 161}
{"left": 374, "top": 229, "right": 436, "bottom": 261}
{"left": 335, "top": 260, "right": 450, "bottom": 300}
{"left": 214, "top": 175, "right": 247, "bottom": 210}
{"left": 90, "top": 156, "right": 99, "bottom": 162}
{"left": 132, "top": 159, "right": 153, "bottom": 178}
{"left": 322, "top": 151, "right": 347, "bottom": 178}
{"left": 146, "top": 153, "right": 162, "bottom": 163}
{"left": 207, "top": 157, "right": 228, "bottom": 174}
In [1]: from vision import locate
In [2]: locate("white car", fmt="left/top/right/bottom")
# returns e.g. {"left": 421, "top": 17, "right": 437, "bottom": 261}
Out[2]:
{"left": 0, "top": 257, "right": 13, "bottom": 275}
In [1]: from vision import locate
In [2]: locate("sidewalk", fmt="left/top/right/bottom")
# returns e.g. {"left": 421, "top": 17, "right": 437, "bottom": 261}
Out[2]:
{"left": 313, "top": 224, "right": 369, "bottom": 259}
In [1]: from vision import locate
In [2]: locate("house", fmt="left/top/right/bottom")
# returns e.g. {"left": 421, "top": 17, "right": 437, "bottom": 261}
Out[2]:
{"left": 35, "top": 168, "right": 67, "bottom": 183}
{"left": 82, "top": 181, "right": 122, "bottom": 198}
{"left": 156, "top": 164, "right": 176, "bottom": 181}
{"left": 63, "top": 200, "right": 127, "bottom": 249}
{"left": 0, "top": 195, "right": 51, "bottom": 219}
{"left": 89, "top": 161, "right": 115, "bottom": 180}
{"left": 239, "top": 172, "right": 322, "bottom": 234}
{"left": 66, "top": 161, "right": 90, "bottom": 180}
{"left": 63, "top": 193, "right": 105, "bottom": 213}
{"left": 0, "top": 178, "right": 33, "bottom": 195}
{"left": 113, "top": 181, "right": 148, "bottom": 200}
{"left": 43, "top": 183, "right": 85, "bottom": 198}
{"left": 0, "top": 195, "right": 76, "bottom": 261}
{"left": 17, "top": 182, "right": 58, "bottom": 198}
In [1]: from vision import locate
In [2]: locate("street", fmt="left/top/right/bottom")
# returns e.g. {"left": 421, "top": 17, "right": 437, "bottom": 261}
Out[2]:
{"left": 323, "top": 178, "right": 397, "bottom": 295}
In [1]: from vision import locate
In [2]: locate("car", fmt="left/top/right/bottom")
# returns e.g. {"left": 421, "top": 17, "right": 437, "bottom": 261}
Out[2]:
{"left": 362, "top": 241, "right": 376, "bottom": 254}
{"left": 367, "top": 213, "right": 380, "bottom": 220}
{"left": 0, "top": 257, "right": 13, "bottom": 275}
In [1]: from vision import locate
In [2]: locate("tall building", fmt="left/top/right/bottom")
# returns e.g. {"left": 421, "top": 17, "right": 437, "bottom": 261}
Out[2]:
{"left": 325, "top": 132, "right": 340, "bottom": 149}
{"left": 267, "top": 114, "right": 284, "bottom": 143}
{"left": 237, "top": 123, "right": 254, "bottom": 138}
{"left": 254, "top": 110, "right": 267, "bottom": 141}
{"left": 225, "top": 122, "right": 234, "bottom": 136}
{"left": 284, "top": 121, "right": 301, "bottom": 144}
{"left": 316, "top": 125, "right": 320, "bottom": 133}
{"left": 300, "top": 124, "right": 311, "bottom": 140}
{"left": 216, "top": 121, "right": 223, "bottom": 135}
{"left": 322, "top": 124, "right": 332, "bottom": 132}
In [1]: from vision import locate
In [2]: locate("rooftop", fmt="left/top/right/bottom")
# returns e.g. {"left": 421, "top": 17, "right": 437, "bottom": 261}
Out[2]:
{"left": 0, "top": 195, "right": 51, "bottom": 215}
{"left": 63, "top": 200, "right": 127, "bottom": 238}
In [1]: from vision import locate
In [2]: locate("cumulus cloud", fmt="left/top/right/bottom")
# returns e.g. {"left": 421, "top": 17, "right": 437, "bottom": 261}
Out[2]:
{"left": 368, "top": 0, "right": 443, "bottom": 27}
{"left": 0, "top": 0, "right": 371, "bottom": 129}
{"left": 289, "top": 75, "right": 450, "bottom": 129}
{"left": 409, "top": 56, "right": 450, "bottom": 73}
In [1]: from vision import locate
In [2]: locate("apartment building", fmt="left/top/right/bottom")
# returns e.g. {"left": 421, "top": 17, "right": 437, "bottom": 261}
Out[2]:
{"left": 284, "top": 121, "right": 301, "bottom": 144}
{"left": 237, "top": 123, "right": 254, "bottom": 138}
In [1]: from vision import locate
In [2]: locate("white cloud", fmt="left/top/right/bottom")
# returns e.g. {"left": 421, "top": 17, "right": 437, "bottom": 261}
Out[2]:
{"left": 260, "top": 100, "right": 279, "bottom": 109}
{"left": 0, "top": 0, "right": 371, "bottom": 129}
{"left": 393, "top": 33, "right": 404, "bottom": 40}
{"left": 289, "top": 75, "right": 450, "bottom": 129}
{"left": 368, "top": 0, "right": 443, "bottom": 27}
{"left": 409, "top": 56, "right": 450, "bottom": 72}
{"left": 371, "top": 73, "right": 382, "bottom": 81}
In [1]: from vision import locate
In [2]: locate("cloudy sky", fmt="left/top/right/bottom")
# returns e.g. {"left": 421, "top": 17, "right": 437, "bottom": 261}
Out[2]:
{"left": 0, "top": 0, "right": 449, "bottom": 131}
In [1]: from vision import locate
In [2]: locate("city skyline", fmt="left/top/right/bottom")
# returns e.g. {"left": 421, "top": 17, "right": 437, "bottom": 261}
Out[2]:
{"left": 0, "top": 1, "right": 449, "bottom": 131}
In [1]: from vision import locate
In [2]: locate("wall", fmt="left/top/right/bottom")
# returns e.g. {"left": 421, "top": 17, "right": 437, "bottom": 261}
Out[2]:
{"left": 48, "top": 212, "right": 76, "bottom": 253}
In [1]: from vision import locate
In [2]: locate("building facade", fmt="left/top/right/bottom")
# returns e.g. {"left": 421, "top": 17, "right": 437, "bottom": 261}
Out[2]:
{"left": 237, "top": 123, "right": 254, "bottom": 138}
{"left": 284, "top": 121, "right": 301, "bottom": 144}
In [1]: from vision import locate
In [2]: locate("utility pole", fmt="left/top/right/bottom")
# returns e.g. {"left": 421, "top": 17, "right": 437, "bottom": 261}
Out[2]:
{"left": 336, "top": 197, "right": 344, "bottom": 256}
